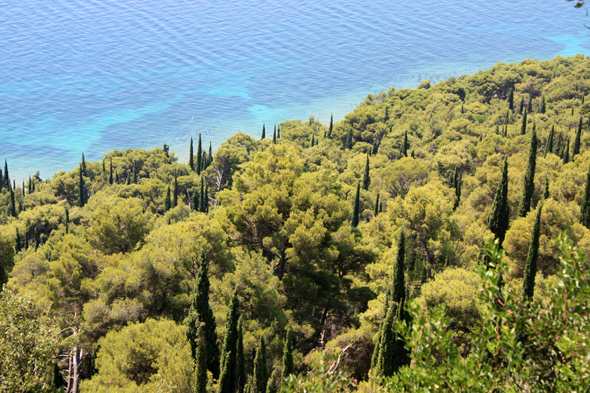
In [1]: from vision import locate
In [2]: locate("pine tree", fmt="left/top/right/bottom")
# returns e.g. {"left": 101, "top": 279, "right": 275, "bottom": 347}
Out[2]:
{"left": 539, "top": 96, "right": 546, "bottom": 114}
{"left": 352, "top": 182, "right": 361, "bottom": 228}
{"left": 261, "top": 124, "right": 266, "bottom": 140}
{"left": 109, "top": 158, "right": 113, "bottom": 185}
{"left": 237, "top": 318, "right": 247, "bottom": 393}
{"left": 218, "top": 291, "right": 240, "bottom": 393}
{"left": 266, "top": 369, "right": 279, "bottom": 393}
{"left": 507, "top": 87, "right": 514, "bottom": 111}
{"left": 197, "top": 134, "right": 202, "bottom": 175}
{"left": 195, "top": 324, "right": 208, "bottom": 393}
{"left": 581, "top": 166, "right": 590, "bottom": 229}
{"left": 362, "top": 154, "right": 370, "bottom": 190}
{"left": 328, "top": 114, "right": 333, "bottom": 138}
{"left": 189, "top": 137, "right": 194, "bottom": 170}
{"left": 545, "top": 125, "right": 555, "bottom": 157}
{"left": 517, "top": 128, "right": 537, "bottom": 217}
{"left": 282, "top": 326, "right": 294, "bottom": 381}
{"left": 186, "top": 259, "right": 220, "bottom": 378}
{"left": 487, "top": 159, "right": 510, "bottom": 245}
{"left": 573, "top": 117, "right": 583, "bottom": 158}
{"left": 521, "top": 108, "right": 527, "bottom": 135}
{"left": 164, "top": 185, "right": 171, "bottom": 211}
{"left": 374, "top": 193, "right": 380, "bottom": 218}
{"left": 173, "top": 171, "right": 178, "bottom": 207}
{"left": 253, "top": 336, "right": 268, "bottom": 393}
{"left": 523, "top": 204, "right": 543, "bottom": 301}
{"left": 65, "top": 208, "right": 69, "bottom": 235}
{"left": 79, "top": 164, "right": 86, "bottom": 207}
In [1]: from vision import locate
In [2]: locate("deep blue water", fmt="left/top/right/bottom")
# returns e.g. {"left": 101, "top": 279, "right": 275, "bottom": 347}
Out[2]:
{"left": 1, "top": 0, "right": 589, "bottom": 181}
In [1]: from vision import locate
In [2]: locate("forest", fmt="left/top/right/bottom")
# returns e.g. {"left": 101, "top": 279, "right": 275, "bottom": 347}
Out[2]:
{"left": 1, "top": 54, "right": 590, "bottom": 392}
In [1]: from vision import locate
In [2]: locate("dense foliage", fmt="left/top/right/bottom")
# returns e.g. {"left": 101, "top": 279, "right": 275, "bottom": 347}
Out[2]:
{"left": 2, "top": 55, "right": 590, "bottom": 391}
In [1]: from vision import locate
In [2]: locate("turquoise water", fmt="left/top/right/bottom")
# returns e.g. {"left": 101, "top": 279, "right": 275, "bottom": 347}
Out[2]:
{"left": 1, "top": 0, "right": 589, "bottom": 180}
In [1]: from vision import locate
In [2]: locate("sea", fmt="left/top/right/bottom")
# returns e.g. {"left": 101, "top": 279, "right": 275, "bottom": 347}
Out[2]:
{"left": 1, "top": 0, "right": 590, "bottom": 181}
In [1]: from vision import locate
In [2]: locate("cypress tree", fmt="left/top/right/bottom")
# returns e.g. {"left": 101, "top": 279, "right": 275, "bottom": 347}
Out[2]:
{"left": 208, "top": 142, "right": 213, "bottom": 165}
{"left": 545, "top": 125, "right": 555, "bottom": 157}
{"left": 352, "top": 182, "right": 361, "bottom": 228}
{"left": 517, "top": 128, "right": 537, "bottom": 218}
{"left": 373, "top": 303, "right": 396, "bottom": 378}
{"left": 374, "top": 193, "right": 380, "bottom": 218}
{"left": 28, "top": 176, "right": 32, "bottom": 194}
{"left": 164, "top": 185, "right": 171, "bottom": 211}
{"left": 401, "top": 131, "right": 408, "bottom": 156}
{"left": 133, "top": 161, "right": 138, "bottom": 184}
{"left": 328, "top": 114, "right": 333, "bottom": 138}
{"left": 237, "top": 318, "right": 246, "bottom": 393}
{"left": 115, "top": 171, "right": 120, "bottom": 184}
{"left": 195, "top": 324, "right": 208, "bottom": 393}
{"left": 454, "top": 175, "right": 462, "bottom": 211}
{"left": 573, "top": 117, "right": 583, "bottom": 158}
{"left": 282, "top": 326, "right": 294, "bottom": 381}
{"left": 200, "top": 179, "right": 205, "bottom": 213}
{"left": 189, "top": 137, "right": 194, "bottom": 170}
{"left": 391, "top": 231, "right": 406, "bottom": 304}
{"left": 109, "top": 158, "right": 113, "bottom": 185}
{"left": 197, "top": 134, "right": 202, "bottom": 175}
{"left": 3, "top": 160, "right": 9, "bottom": 191}
{"left": 173, "top": 171, "right": 178, "bottom": 208}
{"left": 385, "top": 106, "right": 390, "bottom": 122}
{"left": 261, "top": 124, "right": 266, "bottom": 139}
{"left": 102, "top": 159, "right": 105, "bottom": 173}
{"left": 572, "top": 107, "right": 575, "bottom": 116}
{"left": 461, "top": 104, "right": 464, "bottom": 114}
{"left": 204, "top": 183, "right": 209, "bottom": 213}
{"left": 563, "top": 139, "right": 570, "bottom": 164}
{"left": 391, "top": 297, "right": 411, "bottom": 371}
{"left": 193, "top": 189, "right": 199, "bottom": 212}
{"left": 362, "top": 154, "right": 370, "bottom": 190}
{"left": 266, "top": 369, "right": 279, "bottom": 393}
{"left": 544, "top": 177, "right": 550, "bottom": 200}
{"left": 21, "top": 181, "right": 24, "bottom": 197}
{"left": 218, "top": 291, "right": 240, "bottom": 393}
{"left": 253, "top": 336, "right": 268, "bottom": 393}
{"left": 523, "top": 204, "right": 543, "bottom": 301}
{"left": 519, "top": 97, "right": 524, "bottom": 115}
{"left": 79, "top": 164, "right": 86, "bottom": 207}
{"left": 81, "top": 153, "right": 87, "bottom": 177}
{"left": 507, "top": 87, "right": 514, "bottom": 111}
{"left": 65, "top": 208, "right": 69, "bottom": 235}
{"left": 277, "top": 124, "right": 281, "bottom": 139}
{"left": 15, "top": 228, "right": 21, "bottom": 253}
{"left": 527, "top": 97, "right": 533, "bottom": 113}
{"left": 34, "top": 227, "right": 39, "bottom": 251}
{"left": 487, "top": 159, "right": 510, "bottom": 245}
{"left": 186, "top": 259, "right": 220, "bottom": 378}
{"left": 310, "top": 134, "right": 315, "bottom": 147}
{"left": 521, "top": 108, "right": 527, "bottom": 135}
{"left": 539, "top": 96, "right": 546, "bottom": 114}
{"left": 272, "top": 128, "right": 277, "bottom": 144}
{"left": 581, "top": 166, "right": 590, "bottom": 229}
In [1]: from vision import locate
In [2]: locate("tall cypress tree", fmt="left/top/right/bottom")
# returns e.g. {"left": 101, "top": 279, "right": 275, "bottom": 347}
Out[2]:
{"left": 374, "top": 193, "right": 380, "bottom": 218}
{"left": 164, "top": 185, "right": 171, "bottom": 211}
{"left": 81, "top": 153, "right": 87, "bottom": 177}
{"left": 277, "top": 124, "right": 281, "bottom": 139}
{"left": 109, "top": 158, "right": 113, "bottom": 185}
{"left": 539, "top": 96, "right": 546, "bottom": 114}
{"left": 266, "top": 369, "right": 279, "bottom": 393}
{"left": 282, "top": 326, "right": 294, "bottom": 381}
{"left": 523, "top": 204, "right": 543, "bottom": 300}
{"left": 573, "top": 117, "right": 583, "bottom": 158}
{"left": 204, "top": 183, "right": 209, "bottom": 213}
{"left": 3, "top": 160, "right": 10, "bottom": 191}
{"left": 517, "top": 129, "right": 537, "bottom": 218}
{"left": 272, "top": 128, "right": 277, "bottom": 144}
{"left": 392, "top": 231, "right": 406, "bottom": 304}
{"left": 208, "top": 142, "right": 213, "bottom": 165}
{"left": 520, "top": 108, "right": 528, "bottom": 135}
{"left": 545, "top": 125, "right": 555, "bottom": 157}
{"left": 328, "top": 114, "right": 333, "bottom": 138}
{"left": 310, "top": 134, "right": 315, "bottom": 147}
{"left": 519, "top": 97, "right": 524, "bottom": 115}
{"left": 193, "top": 189, "right": 200, "bottom": 212}
{"left": 189, "top": 137, "right": 194, "bottom": 171}
{"left": 581, "top": 166, "right": 590, "bottom": 229}
{"left": 487, "top": 159, "right": 510, "bottom": 245}
{"left": 9, "top": 187, "right": 16, "bottom": 217}
{"left": 507, "top": 87, "right": 514, "bottom": 111}
{"left": 261, "top": 124, "right": 266, "bottom": 139}
{"left": 173, "top": 171, "right": 178, "bottom": 207}
{"left": 373, "top": 303, "right": 396, "bottom": 378}
{"left": 15, "top": 228, "right": 21, "bottom": 253}
{"left": 563, "top": 139, "right": 570, "bottom": 164}
{"left": 199, "top": 179, "right": 205, "bottom": 213}
{"left": 253, "top": 336, "right": 268, "bottom": 393}
{"left": 65, "top": 208, "right": 69, "bottom": 235}
{"left": 79, "top": 163, "right": 86, "bottom": 207}
{"left": 218, "top": 291, "right": 240, "bottom": 393}
{"left": 362, "top": 154, "right": 370, "bottom": 191}
{"left": 352, "top": 182, "right": 361, "bottom": 228}
{"left": 346, "top": 128, "right": 353, "bottom": 149}
{"left": 197, "top": 134, "right": 202, "bottom": 175}
{"left": 102, "top": 159, "right": 105, "bottom": 174}
{"left": 186, "top": 259, "right": 220, "bottom": 378}
{"left": 527, "top": 97, "right": 533, "bottom": 113}
{"left": 401, "top": 131, "right": 408, "bottom": 156}
{"left": 195, "top": 325, "right": 208, "bottom": 393}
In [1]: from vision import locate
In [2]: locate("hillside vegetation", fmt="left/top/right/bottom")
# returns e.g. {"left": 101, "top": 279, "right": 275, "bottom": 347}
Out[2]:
{"left": 1, "top": 54, "right": 590, "bottom": 392}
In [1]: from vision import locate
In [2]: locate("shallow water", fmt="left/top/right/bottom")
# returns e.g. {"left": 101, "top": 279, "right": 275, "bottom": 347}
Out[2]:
{"left": 1, "top": 0, "right": 589, "bottom": 180}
